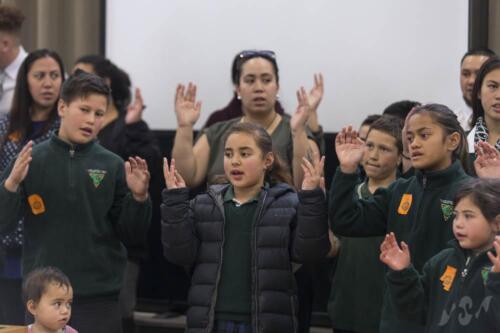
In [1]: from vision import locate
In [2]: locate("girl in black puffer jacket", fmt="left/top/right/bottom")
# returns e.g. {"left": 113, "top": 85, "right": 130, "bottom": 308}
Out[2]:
{"left": 161, "top": 122, "right": 330, "bottom": 333}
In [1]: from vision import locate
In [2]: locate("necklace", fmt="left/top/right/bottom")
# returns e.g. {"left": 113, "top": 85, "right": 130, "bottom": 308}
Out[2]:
{"left": 242, "top": 112, "right": 279, "bottom": 131}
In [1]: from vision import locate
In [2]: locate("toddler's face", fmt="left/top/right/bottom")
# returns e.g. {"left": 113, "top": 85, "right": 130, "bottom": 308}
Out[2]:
{"left": 28, "top": 283, "right": 73, "bottom": 332}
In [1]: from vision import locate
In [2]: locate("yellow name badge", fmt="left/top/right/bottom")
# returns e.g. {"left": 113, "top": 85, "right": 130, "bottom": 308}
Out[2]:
{"left": 28, "top": 194, "right": 46, "bottom": 215}
{"left": 397, "top": 194, "right": 413, "bottom": 215}
{"left": 440, "top": 265, "right": 457, "bottom": 292}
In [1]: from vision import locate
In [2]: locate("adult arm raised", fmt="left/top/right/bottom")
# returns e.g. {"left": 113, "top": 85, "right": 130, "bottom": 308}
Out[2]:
{"left": 171, "top": 83, "right": 210, "bottom": 187}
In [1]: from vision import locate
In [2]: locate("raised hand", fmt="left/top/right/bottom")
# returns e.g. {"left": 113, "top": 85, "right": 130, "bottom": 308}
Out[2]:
{"left": 474, "top": 141, "right": 500, "bottom": 179}
{"left": 125, "top": 157, "right": 150, "bottom": 202}
{"left": 125, "top": 87, "right": 145, "bottom": 124}
{"left": 488, "top": 236, "right": 500, "bottom": 273}
{"left": 290, "top": 87, "right": 310, "bottom": 133}
{"left": 175, "top": 83, "right": 202, "bottom": 128}
{"left": 5, "top": 141, "right": 33, "bottom": 192}
{"left": 335, "top": 126, "right": 364, "bottom": 173}
{"left": 301, "top": 149, "right": 325, "bottom": 190}
{"left": 163, "top": 158, "right": 186, "bottom": 189}
{"left": 308, "top": 73, "right": 324, "bottom": 112}
{"left": 379, "top": 232, "right": 411, "bottom": 271}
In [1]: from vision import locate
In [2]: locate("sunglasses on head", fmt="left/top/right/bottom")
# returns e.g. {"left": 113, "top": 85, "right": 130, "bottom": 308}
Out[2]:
{"left": 238, "top": 50, "right": 276, "bottom": 59}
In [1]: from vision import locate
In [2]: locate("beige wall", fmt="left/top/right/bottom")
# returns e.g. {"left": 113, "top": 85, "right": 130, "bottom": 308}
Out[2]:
{"left": 1, "top": 0, "right": 102, "bottom": 71}
{"left": 490, "top": 0, "right": 500, "bottom": 54}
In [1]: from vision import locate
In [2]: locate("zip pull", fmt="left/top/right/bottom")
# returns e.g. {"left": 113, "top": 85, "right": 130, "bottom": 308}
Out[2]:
{"left": 69, "top": 149, "right": 75, "bottom": 158}
{"left": 422, "top": 176, "right": 427, "bottom": 188}
{"left": 461, "top": 256, "right": 471, "bottom": 278}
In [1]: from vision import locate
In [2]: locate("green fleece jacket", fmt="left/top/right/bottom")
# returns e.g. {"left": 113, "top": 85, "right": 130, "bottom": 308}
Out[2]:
{"left": 329, "top": 160, "right": 470, "bottom": 333}
{"left": 387, "top": 240, "right": 500, "bottom": 332}
{"left": 0, "top": 135, "right": 151, "bottom": 299}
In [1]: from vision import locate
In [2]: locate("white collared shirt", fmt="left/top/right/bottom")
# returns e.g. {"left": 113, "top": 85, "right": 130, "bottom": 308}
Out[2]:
{"left": 0, "top": 46, "right": 28, "bottom": 116}
{"left": 453, "top": 98, "right": 472, "bottom": 132}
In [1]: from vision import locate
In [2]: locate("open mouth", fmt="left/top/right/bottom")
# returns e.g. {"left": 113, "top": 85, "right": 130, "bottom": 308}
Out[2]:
{"left": 80, "top": 127, "right": 93, "bottom": 136}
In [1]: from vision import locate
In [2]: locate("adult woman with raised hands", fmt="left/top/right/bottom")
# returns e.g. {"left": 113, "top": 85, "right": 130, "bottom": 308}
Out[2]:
{"left": 172, "top": 50, "right": 321, "bottom": 189}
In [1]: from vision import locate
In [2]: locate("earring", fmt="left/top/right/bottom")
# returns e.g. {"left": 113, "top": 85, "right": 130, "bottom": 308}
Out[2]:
{"left": 276, "top": 94, "right": 279, "bottom": 99}
{"left": 237, "top": 95, "right": 241, "bottom": 100}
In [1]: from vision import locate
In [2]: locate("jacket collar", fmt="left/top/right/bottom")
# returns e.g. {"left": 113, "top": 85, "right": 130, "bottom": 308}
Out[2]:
{"left": 49, "top": 133, "right": 96, "bottom": 154}
{"left": 209, "top": 182, "right": 295, "bottom": 201}
{"left": 415, "top": 160, "right": 467, "bottom": 189}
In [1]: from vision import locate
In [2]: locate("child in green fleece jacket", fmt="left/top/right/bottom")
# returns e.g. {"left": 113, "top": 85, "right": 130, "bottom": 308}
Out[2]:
{"left": 329, "top": 104, "right": 471, "bottom": 333}
{"left": 381, "top": 178, "right": 500, "bottom": 333}
{"left": 0, "top": 72, "right": 151, "bottom": 333}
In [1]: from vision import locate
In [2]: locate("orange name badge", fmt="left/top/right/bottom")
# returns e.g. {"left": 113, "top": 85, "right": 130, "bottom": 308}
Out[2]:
{"left": 397, "top": 194, "right": 413, "bottom": 215}
{"left": 440, "top": 265, "right": 457, "bottom": 292}
{"left": 28, "top": 194, "right": 46, "bottom": 215}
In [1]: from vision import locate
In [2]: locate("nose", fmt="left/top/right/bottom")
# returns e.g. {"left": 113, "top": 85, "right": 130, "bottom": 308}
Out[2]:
{"left": 409, "top": 137, "right": 420, "bottom": 150}
{"left": 85, "top": 112, "right": 96, "bottom": 125}
{"left": 231, "top": 155, "right": 241, "bottom": 165}
{"left": 369, "top": 147, "right": 379, "bottom": 160}
{"left": 466, "top": 74, "right": 476, "bottom": 86}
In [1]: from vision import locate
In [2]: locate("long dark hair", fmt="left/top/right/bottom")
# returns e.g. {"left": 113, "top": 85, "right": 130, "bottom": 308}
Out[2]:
{"left": 406, "top": 103, "right": 467, "bottom": 168}
{"left": 470, "top": 56, "right": 500, "bottom": 128}
{"left": 6, "top": 49, "right": 65, "bottom": 144}
{"left": 223, "top": 122, "right": 292, "bottom": 186}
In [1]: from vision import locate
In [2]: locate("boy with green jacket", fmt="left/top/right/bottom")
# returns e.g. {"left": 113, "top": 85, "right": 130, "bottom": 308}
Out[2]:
{"left": 0, "top": 72, "right": 151, "bottom": 333}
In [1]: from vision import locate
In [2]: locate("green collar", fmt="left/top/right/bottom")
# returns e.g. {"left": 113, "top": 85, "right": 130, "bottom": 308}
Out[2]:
{"left": 223, "top": 183, "right": 269, "bottom": 205}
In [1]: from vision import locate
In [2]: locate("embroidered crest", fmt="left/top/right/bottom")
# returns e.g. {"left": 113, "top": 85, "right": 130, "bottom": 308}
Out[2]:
{"left": 440, "top": 265, "right": 457, "bottom": 292}
{"left": 87, "top": 169, "right": 107, "bottom": 188}
{"left": 28, "top": 194, "right": 46, "bottom": 215}
{"left": 440, "top": 199, "right": 454, "bottom": 222}
{"left": 398, "top": 194, "right": 413, "bottom": 215}
{"left": 481, "top": 267, "right": 491, "bottom": 286}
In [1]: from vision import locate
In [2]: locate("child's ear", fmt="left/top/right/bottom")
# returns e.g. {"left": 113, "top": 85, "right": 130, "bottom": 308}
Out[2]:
{"left": 27, "top": 300, "right": 37, "bottom": 316}
{"left": 57, "top": 99, "right": 66, "bottom": 118}
{"left": 264, "top": 152, "right": 274, "bottom": 170}
{"left": 493, "top": 215, "right": 500, "bottom": 234}
{"left": 446, "top": 132, "right": 461, "bottom": 152}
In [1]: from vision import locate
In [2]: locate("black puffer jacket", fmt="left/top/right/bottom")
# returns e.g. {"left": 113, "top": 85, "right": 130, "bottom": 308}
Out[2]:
{"left": 161, "top": 183, "right": 330, "bottom": 333}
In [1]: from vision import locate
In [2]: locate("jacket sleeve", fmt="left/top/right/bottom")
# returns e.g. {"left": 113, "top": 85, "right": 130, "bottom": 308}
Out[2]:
{"left": 161, "top": 187, "right": 199, "bottom": 267}
{"left": 0, "top": 161, "right": 24, "bottom": 234}
{"left": 386, "top": 262, "right": 432, "bottom": 325}
{"left": 485, "top": 271, "right": 500, "bottom": 330}
{"left": 329, "top": 167, "right": 391, "bottom": 237}
{"left": 291, "top": 187, "right": 330, "bottom": 263}
{"left": 108, "top": 163, "right": 152, "bottom": 247}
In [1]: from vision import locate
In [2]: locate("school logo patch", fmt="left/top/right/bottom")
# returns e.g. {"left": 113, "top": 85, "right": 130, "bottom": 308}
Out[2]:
{"left": 481, "top": 267, "right": 491, "bottom": 286}
{"left": 398, "top": 194, "right": 413, "bottom": 215}
{"left": 28, "top": 194, "right": 46, "bottom": 215}
{"left": 87, "top": 169, "right": 107, "bottom": 188}
{"left": 440, "top": 265, "right": 457, "bottom": 292}
{"left": 440, "top": 199, "right": 454, "bottom": 222}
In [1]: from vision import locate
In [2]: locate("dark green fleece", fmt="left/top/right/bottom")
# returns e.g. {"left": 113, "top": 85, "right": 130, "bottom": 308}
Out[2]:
{"left": 387, "top": 240, "right": 500, "bottom": 332}
{"left": 0, "top": 135, "right": 151, "bottom": 299}
{"left": 328, "top": 182, "right": 386, "bottom": 333}
{"left": 329, "top": 160, "right": 470, "bottom": 333}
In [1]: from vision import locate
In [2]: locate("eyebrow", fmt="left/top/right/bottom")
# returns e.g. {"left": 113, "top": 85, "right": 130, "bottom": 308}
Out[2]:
{"left": 407, "top": 126, "right": 432, "bottom": 133}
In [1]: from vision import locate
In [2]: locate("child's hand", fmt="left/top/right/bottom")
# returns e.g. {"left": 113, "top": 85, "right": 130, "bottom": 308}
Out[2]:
{"left": 474, "top": 141, "right": 500, "bottom": 179}
{"left": 5, "top": 141, "right": 33, "bottom": 192}
{"left": 301, "top": 150, "right": 325, "bottom": 191}
{"left": 380, "top": 232, "right": 411, "bottom": 271}
{"left": 487, "top": 236, "right": 500, "bottom": 273}
{"left": 125, "top": 157, "right": 150, "bottom": 202}
{"left": 335, "top": 126, "right": 364, "bottom": 174}
{"left": 163, "top": 158, "right": 186, "bottom": 189}
{"left": 290, "top": 87, "right": 311, "bottom": 133}
{"left": 125, "top": 87, "right": 145, "bottom": 124}
{"left": 175, "top": 83, "right": 202, "bottom": 128}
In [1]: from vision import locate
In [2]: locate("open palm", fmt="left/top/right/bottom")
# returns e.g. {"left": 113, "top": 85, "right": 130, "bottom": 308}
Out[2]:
{"left": 125, "top": 157, "right": 150, "bottom": 201}
{"left": 290, "top": 87, "right": 310, "bottom": 132}
{"left": 335, "top": 126, "right": 364, "bottom": 173}
{"left": 380, "top": 233, "right": 411, "bottom": 271}
{"left": 163, "top": 158, "right": 186, "bottom": 189}
{"left": 175, "top": 82, "right": 202, "bottom": 128}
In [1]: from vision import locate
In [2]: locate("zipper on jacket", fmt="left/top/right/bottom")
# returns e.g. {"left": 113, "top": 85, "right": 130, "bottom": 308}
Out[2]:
{"left": 422, "top": 175, "right": 427, "bottom": 189}
{"left": 206, "top": 190, "right": 226, "bottom": 333}
{"left": 252, "top": 191, "right": 268, "bottom": 333}
{"left": 461, "top": 256, "right": 471, "bottom": 279}
{"left": 69, "top": 148, "right": 76, "bottom": 202}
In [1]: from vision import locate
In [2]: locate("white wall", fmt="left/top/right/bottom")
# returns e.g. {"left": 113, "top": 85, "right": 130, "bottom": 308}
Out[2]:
{"left": 106, "top": 0, "right": 468, "bottom": 132}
